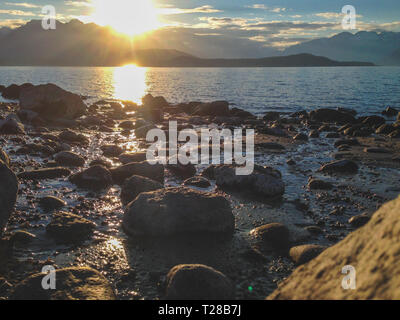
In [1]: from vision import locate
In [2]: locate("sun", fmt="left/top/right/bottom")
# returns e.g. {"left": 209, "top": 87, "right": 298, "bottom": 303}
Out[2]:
{"left": 90, "top": 0, "right": 160, "bottom": 36}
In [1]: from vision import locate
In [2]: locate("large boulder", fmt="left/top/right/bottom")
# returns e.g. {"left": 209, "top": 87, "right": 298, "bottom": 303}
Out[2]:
{"left": 0, "top": 117, "right": 25, "bottom": 135}
{"left": 0, "top": 159, "right": 18, "bottom": 236}
{"left": 213, "top": 165, "right": 285, "bottom": 198}
{"left": 69, "top": 165, "right": 113, "bottom": 191}
{"left": 1, "top": 83, "right": 33, "bottom": 100}
{"left": 318, "top": 160, "right": 359, "bottom": 175}
{"left": 122, "top": 187, "right": 234, "bottom": 237}
{"left": 309, "top": 108, "right": 355, "bottom": 124}
{"left": 192, "top": 101, "right": 230, "bottom": 116}
{"left": 19, "top": 84, "right": 87, "bottom": 120}
{"left": 166, "top": 264, "right": 234, "bottom": 300}
{"left": 268, "top": 195, "right": 400, "bottom": 299}
{"left": 120, "top": 175, "right": 163, "bottom": 205}
{"left": 11, "top": 267, "right": 115, "bottom": 300}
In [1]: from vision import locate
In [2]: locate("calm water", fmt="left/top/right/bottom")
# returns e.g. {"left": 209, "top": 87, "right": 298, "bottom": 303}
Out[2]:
{"left": 0, "top": 66, "right": 399, "bottom": 116}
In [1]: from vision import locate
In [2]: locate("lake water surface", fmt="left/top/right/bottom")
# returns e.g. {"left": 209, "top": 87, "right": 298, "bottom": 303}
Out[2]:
{"left": 0, "top": 66, "right": 399, "bottom": 116}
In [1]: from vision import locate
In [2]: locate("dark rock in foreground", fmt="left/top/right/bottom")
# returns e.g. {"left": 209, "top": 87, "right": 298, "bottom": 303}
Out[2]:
{"left": 54, "top": 151, "right": 85, "bottom": 167}
{"left": 123, "top": 187, "right": 234, "bottom": 237}
{"left": 11, "top": 267, "right": 115, "bottom": 300}
{"left": 289, "top": 244, "right": 325, "bottom": 265}
{"left": 0, "top": 159, "right": 18, "bottom": 236}
{"left": 38, "top": 196, "right": 66, "bottom": 211}
{"left": 318, "top": 160, "right": 359, "bottom": 175}
{"left": 111, "top": 161, "right": 164, "bottom": 184}
{"left": 268, "top": 195, "right": 400, "bottom": 299}
{"left": 46, "top": 211, "right": 95, "bottom": 243}
{"left": 18, "top": 167, "right": 71, "bottom": 180}
{"left": 120, "top": 175, "right": 163, "bottom": 205}
{"left": 309, "top": 108, "right": 355, "bottom": 124}
{"left": 183, "top": 176, "right": 211, "bottom": 188}
{"left": 165, "top": 264, "right": 234, "bottom": 300}
{"left": 249, "top": 223, "right": 290, "bottom": 254}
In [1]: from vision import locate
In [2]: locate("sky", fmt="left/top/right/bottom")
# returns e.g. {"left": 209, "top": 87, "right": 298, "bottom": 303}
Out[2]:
{"left": 1, "top": 0, "right": 400, "bottom": 58}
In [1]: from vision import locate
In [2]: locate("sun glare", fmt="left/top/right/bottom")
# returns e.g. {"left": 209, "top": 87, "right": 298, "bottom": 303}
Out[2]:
{"left": 90, "top": 0, "right": 160, "bottom": 36}
{"left": 113, "top": 64, "right": 147, "bottom": 103}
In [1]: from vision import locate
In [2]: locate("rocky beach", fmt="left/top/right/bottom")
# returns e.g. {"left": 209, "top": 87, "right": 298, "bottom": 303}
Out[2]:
{"left": 1, "top": 82, "right": 400, "bottom": 300}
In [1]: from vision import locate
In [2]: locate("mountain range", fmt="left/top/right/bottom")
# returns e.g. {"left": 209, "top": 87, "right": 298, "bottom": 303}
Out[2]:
{"left": 0, "top": 19, "right": 398, "bottom": 66}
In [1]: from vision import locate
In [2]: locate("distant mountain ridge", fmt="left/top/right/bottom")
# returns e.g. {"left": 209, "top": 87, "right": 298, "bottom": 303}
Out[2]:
{"left": 0, "top": 19, "right": 383, "bottom": 67}
{"left": 284, "top": 31, "right": 400, "bottom": 65}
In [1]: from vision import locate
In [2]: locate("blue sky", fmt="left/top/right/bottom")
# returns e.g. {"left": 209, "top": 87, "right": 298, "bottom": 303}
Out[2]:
{"left": 1, "top": 1, "right": 400, "bottom": 57}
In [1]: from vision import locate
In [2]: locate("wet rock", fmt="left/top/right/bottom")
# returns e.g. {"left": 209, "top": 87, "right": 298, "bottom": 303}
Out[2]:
{"left": 389, "top": 130, "right": 400, "bottom": 138}
{"left": 59, "top": 129, "right": 88, "bottom": 144}
{"left": 364, "top": 147, "right": 391, "bottom": 154}
{"left": 18, "top": 167, "right": 71, "bottom": 180}
{"left": 308, "top": 178, "right": 333, "bottom": 190}
{"left": 123, "top": 187, "right": 234, "bottom": 237}
{"left": 0, "top": 147, "right": 10, "bottom": 166}
{"left": 263, "top": 112, "right": 280, "bottom": 121}
{"left": 10, "top": 230, "right": 36, "bottom": 246}
{"left": 192, "top": 101, "right": 230, "bottom": 117}
{"left": 286, "top": 159, "right": 296, "bottom": 166}
{"left": 382, "top": 107, "right": 398, "bottom": 117}
{"left": 166, "top": 162, "right": 196, "bottom": 179}
{"left": 214, "top": 165, "right": 285, "bottom": 198}
{"left": 318, "top": 160, "right": 359, "bottom": 175}
{"left": 0, "top": 117, "right": 25, "bottom": 135}
{"left": 309, "top": 130, "right": 319, "bottom": 138}
{"left": 39, "top": 196, "right": 67, "bottom": 211}
{"left": 304, "top": 226, "right": 323, "bottom": 235}
{"left": 142, "top": 94, "right": 169, "bottom": 109}
{"left": 268, "top": 195, "right": 400, "bottom": 299}
{"left": 1, "top": 83, "right": 33, "bottom": 100}
{"left": 111, "top": 161, "right": 164, "bottom": 184}
{"left": 19, "top": 84, "right": 87, "bottom": 120}
{"left": 293, "top": 133, "right": 308, "bottom": 142}
{"left": 362, "top": 115, "right": 385, "bottom": 128}
{"left": 289, "top": 244, "right": 325, "bottom": 265}
{"left": 249, "top": 223, "right": 290, "bottom": 254}
{"left": 101, "top": 145, "right": 123, "bottom": 157}
{"left": 135, "top": 124, "right": 157, "bottom": 139}
{"left": 120, "top": 175, "right": 163, "bottom": 205}
{"left": 0, "top": 159, "right": 18, "bottom": 236}
{"left": 326, "top": 132, "right": 340, "bottom": 139}
{"left": 260, "top": 126, "right": 287, "bottom": 137}
{"left": 118, "top": 152, "right": 147, "bottom": 164}
{"left": 165, "top": 264, "right": 234, "bottom": 300}
{"left": 183, "top": 176, "right": 211, "bottom": 188}
{"left": 309, "top": 108, "right": 355, "bottom": 124}
{"left": 334, "top": 138, "right": 360, "bottom": 148}
{"left": 54, "top": 151, "right": 85, "bottom": 167}
{"left": 119, "top": 120, "right": 134, "bottom": 129}
{"left": 257, "top": 142, "right": 286, "bottom": 151}
{"left": 376, "top": 124, "right": 396, "bottom": 135}
{"left": 46, "top": 211, "right": 95, "bottom": 243}
{"left": 89, "top": 158, "right": 112, "bottom": 168}
{"left": 348, "top": 213, "right": 371, "bottom": 228}
{"left": 11, "top": 267, "right": 115, "bottom": 300}
{"left": 69, "top": 165, "right": 113, "bottom": 191}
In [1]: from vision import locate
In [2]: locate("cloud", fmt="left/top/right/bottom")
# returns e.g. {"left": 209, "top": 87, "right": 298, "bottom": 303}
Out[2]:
{"left": 315, "top": 12, "right": 363, "bottom": 19}
{"left": 65, "top": 1, "right": 93, "bottom": 7}
{"left": 5, "top": 2, "right": 39, "bottom": 8}
{"left": 0, "top": 9, "right": 36, "bottom": 16}
{"left": 0, "top": 18, "right": 26, "bottom": 27}
{"left": 159, "top": 5, "right": 222, "bottom": 15}
{"left": 246, "top": 4, "right": 286, "bottom": 13}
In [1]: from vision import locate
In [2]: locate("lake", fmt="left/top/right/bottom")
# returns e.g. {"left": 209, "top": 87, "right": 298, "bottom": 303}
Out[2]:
{"left": 0, "top": 65, "right": 399, "bottom": 116}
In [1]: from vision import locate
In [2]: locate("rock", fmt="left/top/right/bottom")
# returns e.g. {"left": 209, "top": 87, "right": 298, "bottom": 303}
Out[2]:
{"left": 120, "top": 175, "right": 163, "bottom": 205}
{"left": 309, "top": 108, "right": 355, "bottom": 124}
{"left": 362, "top": 115, "right": 385, "bottom": 128}
{"left": 1, "top": 83, "right": 33, "bottom": 100}
{"left": 214, "top": 165, "right": 285, "bottom": 198}
{"left": 267, "top": 195, "right": 400, "bottom": 299}
{"left": 293, "top": 133, "right": 308, "bottom": 142}
{"left": 142, "top": 94, "right": 168, "bottom": 109}
{"left": 46, "top": 211, "right": 95, "bottom": 243}
{"left": 0, "top": 118, "right": 25, "bottom": 135}
{"left": 165, "top": 264, "right": 234, "bottom": 300}
{"left": 304, "top": 226, "right": 323, "bottom": 235}
{"left": 101, "top": 145, "right": 123, "bottom": 157}
{"left": 334, "top": 139, "right": 360, "bottom": 148}
{"left": 375, "top": 124, "right": 395, "bottom": 135}
{"left": 59, "top": 129, "right": 88, "bottom": 144}
{"left": 118, "top": 152, "right": 147, "bottom": 164}
{"left": 119, "top": 120, "right": 134, "bottom": 129}
{"left": 308, "top": 179, "right": 333, "bottom": 190}
{"left": 166, "top": 162, "right": 196, "bottom": 179}
{"left": 18, "top": 167, "right": 71, "bottom": 180}
{"left": 289, "top": 244, "right": 325, "bottom": 265}
{"left": 382, "top": 107, "right": 398, "bottom": 117}
{"left": 364, "top": 147, "right": 391, "bottom": 154}
{"left": 19, "top": 84, "right": 87, "bottom": 120}
{"left": 192, "top": 101, "right": 230, "bottom": 117}
{"left": 122, "top": 187, "right": 234, "bottom": 237}
{"left": 318, "top": 160, "right": 359, "bottom": 175}
{"left": 263, "top": 112, "right": 280, "bottom": 121}
{"left": 389, "top": 130, "right": 400, "bottom": 138}
{"left": 261, "top": 126, "right": 288, "bottom": 137}
{"left": 11, "top": 267, "right": 115, "bottom": 300}
{"left": 0, "top": 147, "right": 10, "bottom": 166}
{"left": 257, "top": 142, "right": 286, "bottom": 151}
{"left": 249, "top": 223, "right": 290, "bottom": 254}
{"left": 348, "top": 213, "right": 371, "bottom": 228}
{"left": 183, "top": 176, "right": 211, "bottom": 188}
{"left": 54, "top": 151, "right": 85, "bottom": 167}
{"left": 309, "top": 130, "right": 320, "bottom": 138}
{"left": 89, "top": 158, "right": 112, "bottom": 168}
{"left": 110, "top": 161, "right": 164, "bottom": 184}
{"left": 39, "top": 196, "right": 66, "bottom": 211}
{"left": 0, "top": 159, "right": 18, "bottom": 236}
{"left": 326, "top": 132, "right": 340, "bottom": 139}
{"left": 69, "top": 165, "right": 113, "bottom": 190}
{"left": 10, "top": 230, "right": 36, "bottom": 245}
{"left": 135, "top": 124, "right": 157, "bottom": 139}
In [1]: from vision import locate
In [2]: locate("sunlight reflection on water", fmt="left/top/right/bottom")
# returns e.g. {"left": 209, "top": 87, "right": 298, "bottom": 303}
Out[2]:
{"left": 112, "top": 65, "right": 147, "bottom": 103}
